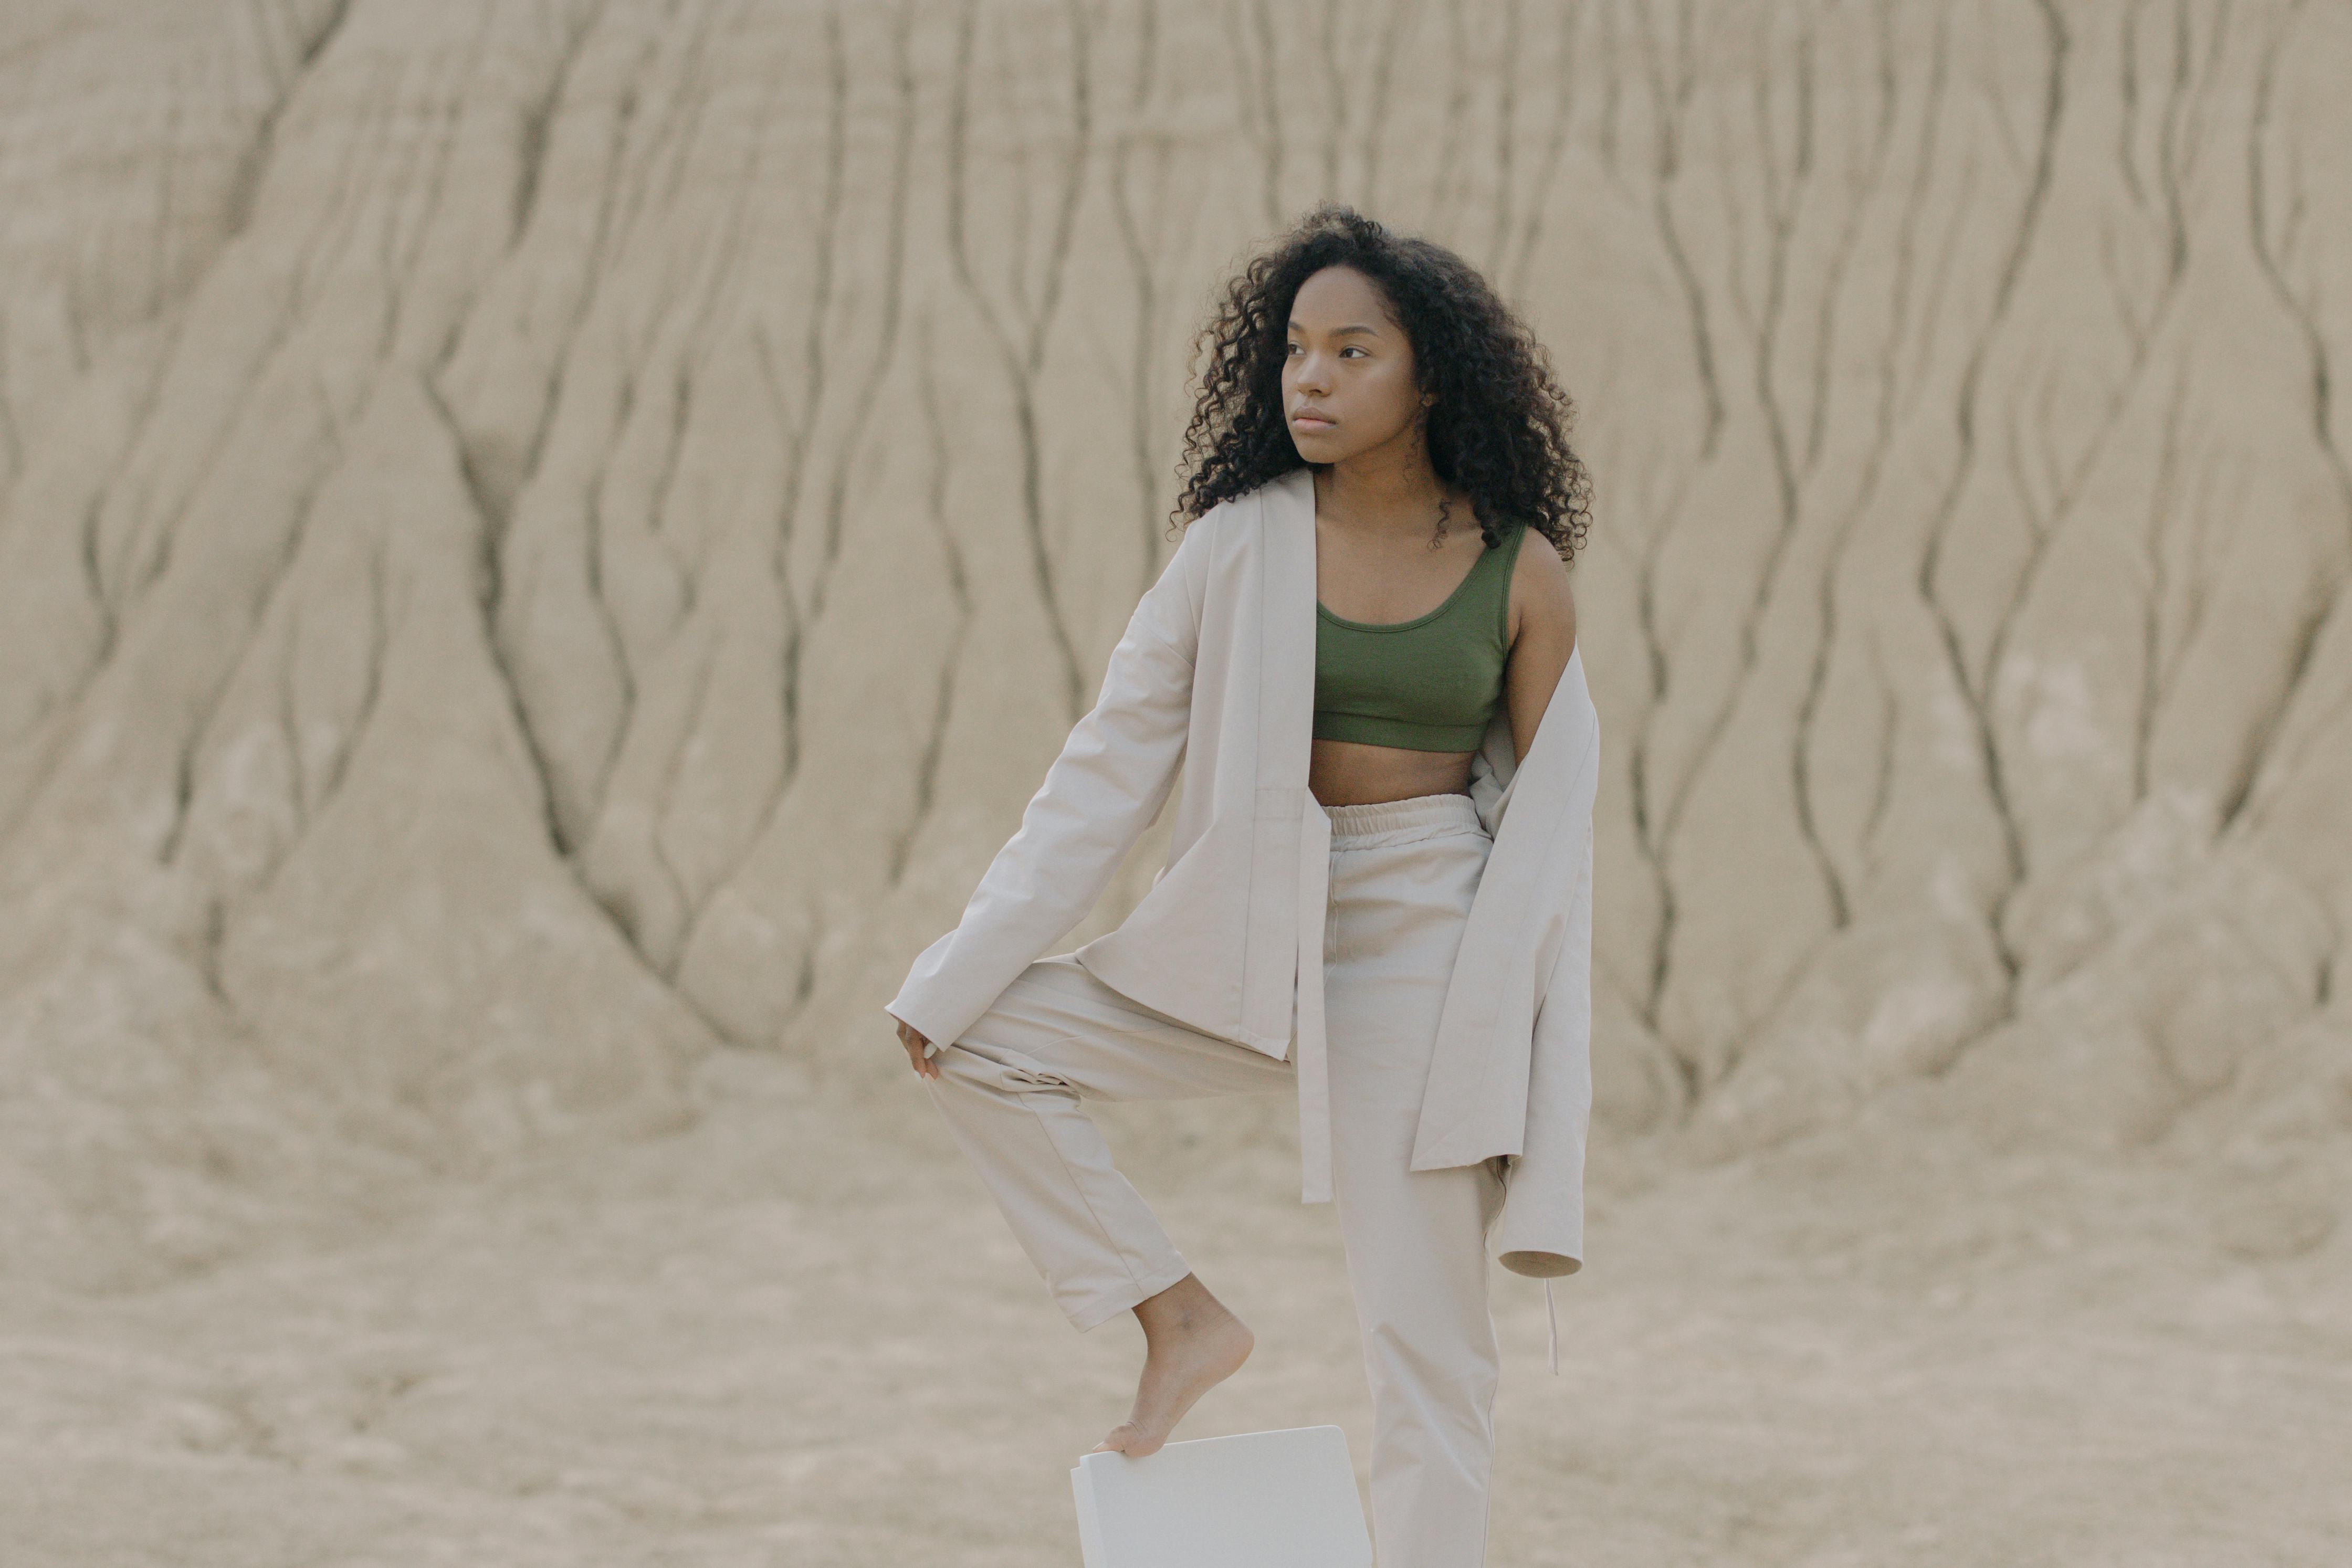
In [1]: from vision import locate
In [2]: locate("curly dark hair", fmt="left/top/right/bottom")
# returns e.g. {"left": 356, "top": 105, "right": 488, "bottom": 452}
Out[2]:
{"left": 1171, "top": 203, "right": 1592, "bottom": 565}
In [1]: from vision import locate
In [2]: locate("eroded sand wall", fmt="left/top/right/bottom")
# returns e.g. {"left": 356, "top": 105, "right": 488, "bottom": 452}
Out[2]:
{"left": 1, "top": 0, "right": 2346, "bottom": 1296}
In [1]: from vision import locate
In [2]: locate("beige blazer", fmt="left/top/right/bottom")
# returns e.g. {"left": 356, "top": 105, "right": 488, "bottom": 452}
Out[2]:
{"left": 885, "top": 465, "right": 1600, "bottom": 1281}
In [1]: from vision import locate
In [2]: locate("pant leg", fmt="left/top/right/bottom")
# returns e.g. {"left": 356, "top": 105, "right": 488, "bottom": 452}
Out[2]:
{"left": 923, "top": 953, "right": 1295, "bottom": 1332}
{"left": 1321, "top": 797, "right": 1508, "bottom": 1568}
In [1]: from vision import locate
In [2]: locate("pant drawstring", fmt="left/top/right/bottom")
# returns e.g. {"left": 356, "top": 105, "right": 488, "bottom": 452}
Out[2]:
{"left": 1545, "top": 1278, "right": 1558, "bottom": 1376}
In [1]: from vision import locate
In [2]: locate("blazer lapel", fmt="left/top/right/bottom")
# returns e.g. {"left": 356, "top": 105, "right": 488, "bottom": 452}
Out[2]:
{"left": 1257, "top": 466, "right": 1334, "bottom": 1198}
{"left": 1258, "top": 465, "right": 1319, "bottom": 789}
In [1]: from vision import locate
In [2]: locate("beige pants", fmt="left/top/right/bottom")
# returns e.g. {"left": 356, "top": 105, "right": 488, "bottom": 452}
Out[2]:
{"left": 923, "top": 791, "right": 1505, "bottom": 1567}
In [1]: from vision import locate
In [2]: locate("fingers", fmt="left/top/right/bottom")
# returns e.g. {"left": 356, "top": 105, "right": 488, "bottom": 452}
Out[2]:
{"left": 899, "top": 1027, "right": 940, "bottom": 1080}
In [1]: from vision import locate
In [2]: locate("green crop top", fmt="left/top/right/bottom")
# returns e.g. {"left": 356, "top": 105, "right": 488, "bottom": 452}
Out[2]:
{"left": 1314, "top": 522, "right": 1526, "bottom": 752}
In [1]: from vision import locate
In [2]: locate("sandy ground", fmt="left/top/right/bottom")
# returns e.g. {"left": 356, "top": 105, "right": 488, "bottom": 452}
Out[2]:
{"left": 5, "top": 1046, "right": 2344, "bottom": 1568}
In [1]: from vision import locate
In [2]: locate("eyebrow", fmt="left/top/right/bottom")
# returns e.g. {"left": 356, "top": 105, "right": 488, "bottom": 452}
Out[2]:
{"left": 1287, "top": 322, "right": 1381, "bottom": 336}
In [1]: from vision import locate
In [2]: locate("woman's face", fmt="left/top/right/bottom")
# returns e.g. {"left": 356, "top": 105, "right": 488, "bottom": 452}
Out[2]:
{"left": 1282, "top": 265, "right": 1427, "bottom": 464}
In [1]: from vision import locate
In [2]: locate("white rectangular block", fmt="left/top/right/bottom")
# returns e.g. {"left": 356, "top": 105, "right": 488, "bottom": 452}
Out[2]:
{"left": 1070, "top": 1424, "right": 1371, "bottom": 1568}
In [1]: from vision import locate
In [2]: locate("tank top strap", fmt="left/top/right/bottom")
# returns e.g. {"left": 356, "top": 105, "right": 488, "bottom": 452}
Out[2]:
{"left": 1481, "top": 520, "right": 1528, "bottom": 643}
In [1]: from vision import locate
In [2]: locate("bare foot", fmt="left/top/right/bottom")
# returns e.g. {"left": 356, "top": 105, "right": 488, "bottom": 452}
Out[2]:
{"left": 1087, "top": 1272, "right": 1254, "bottom": 1458}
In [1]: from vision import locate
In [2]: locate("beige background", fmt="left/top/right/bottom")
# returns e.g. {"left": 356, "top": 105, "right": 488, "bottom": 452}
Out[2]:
{"left": 1, "top": 1, "right": 2347, "bottom": 1562}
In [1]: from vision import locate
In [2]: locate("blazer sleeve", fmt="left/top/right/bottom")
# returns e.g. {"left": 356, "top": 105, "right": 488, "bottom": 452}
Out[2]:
{"left": 1489, "top": 812, "right": 1595, "bottom": 1277}
{"left": 884, "top": 523, "right": 1205, "bottom": 1057}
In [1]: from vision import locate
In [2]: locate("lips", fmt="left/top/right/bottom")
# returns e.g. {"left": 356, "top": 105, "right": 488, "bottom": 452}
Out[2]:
{"left": 1292, "top": 410, "right": 1336, "bottom": 427}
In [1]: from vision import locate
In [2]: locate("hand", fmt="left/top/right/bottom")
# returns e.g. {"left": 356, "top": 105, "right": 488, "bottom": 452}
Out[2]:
{"left": 894, "top": 1016, "right": 940, "bottom": 1080}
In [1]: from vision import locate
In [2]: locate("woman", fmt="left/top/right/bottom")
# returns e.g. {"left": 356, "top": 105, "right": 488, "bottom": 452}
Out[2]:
{"left": 885, "top": 204, "right": 1593, "bottom": 1566}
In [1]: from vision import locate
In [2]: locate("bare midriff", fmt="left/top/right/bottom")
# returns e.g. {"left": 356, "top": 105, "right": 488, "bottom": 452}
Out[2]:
{"left": 1309, "top": 735, "right": 1478, "bottom": 808}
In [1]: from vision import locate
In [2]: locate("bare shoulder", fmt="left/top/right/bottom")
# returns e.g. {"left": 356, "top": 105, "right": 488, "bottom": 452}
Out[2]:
{"left": 1501, "top": 525, "right": 1579, "bottom": 760}
{"left": 1507, "top": 524, "right": 1577, "bottom": 656}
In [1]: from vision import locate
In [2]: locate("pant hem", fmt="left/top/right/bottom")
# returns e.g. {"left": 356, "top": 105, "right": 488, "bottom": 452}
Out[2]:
{"left": 1068, "top": 1255, "right": 1194, "bottom": 1333}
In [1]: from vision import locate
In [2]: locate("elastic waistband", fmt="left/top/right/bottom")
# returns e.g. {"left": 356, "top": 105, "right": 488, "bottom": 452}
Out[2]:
{"left": 1322, "top": 790, "right": 1487, "bottom": 848}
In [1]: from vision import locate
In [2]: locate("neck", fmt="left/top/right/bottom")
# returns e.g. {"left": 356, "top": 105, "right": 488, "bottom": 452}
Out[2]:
{"left": 1312, "top": 453, "right": 1456, "bottom": 541}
